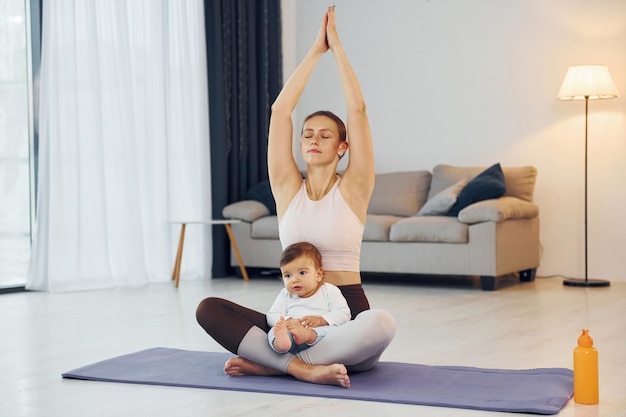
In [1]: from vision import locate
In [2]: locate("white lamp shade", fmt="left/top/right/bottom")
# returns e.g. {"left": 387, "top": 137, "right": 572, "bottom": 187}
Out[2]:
{"left": 557, "top": 65, "right": 619, "bottom": 101}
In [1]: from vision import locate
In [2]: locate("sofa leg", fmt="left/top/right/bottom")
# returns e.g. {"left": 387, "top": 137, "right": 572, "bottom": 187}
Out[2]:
{"left": 519, "top": 268, "right": 537, "bottom": 282}
{"left": 480, "top": 276, "right": 498, "bottom": 291}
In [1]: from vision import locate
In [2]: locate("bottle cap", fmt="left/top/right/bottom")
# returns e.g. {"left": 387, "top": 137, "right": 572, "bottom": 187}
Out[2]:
{"left": 578, "top": 329, "right": 594, "bottom": 347}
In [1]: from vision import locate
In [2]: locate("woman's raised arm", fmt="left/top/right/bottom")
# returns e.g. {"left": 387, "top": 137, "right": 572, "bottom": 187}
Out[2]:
{"left": 268, "top": 12, "right": 329, "bottom": 216}
{"left": 326, "top": 6, "right": 375, "bottom": 219}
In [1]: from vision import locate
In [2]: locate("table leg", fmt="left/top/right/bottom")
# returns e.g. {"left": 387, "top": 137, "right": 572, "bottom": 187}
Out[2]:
{"left": 224, "top": 223, "right": 249, "bottom": 281}
{"left": 172, "top": 223, "right": 186, "bottom": 288}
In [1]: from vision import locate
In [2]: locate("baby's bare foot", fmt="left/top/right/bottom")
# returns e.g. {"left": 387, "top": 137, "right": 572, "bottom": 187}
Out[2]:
{"left": 286, "top": 320, "right": 317, "bottom": 345}
{"left": 272, "top": 317, "right": 293, "bottom": 353}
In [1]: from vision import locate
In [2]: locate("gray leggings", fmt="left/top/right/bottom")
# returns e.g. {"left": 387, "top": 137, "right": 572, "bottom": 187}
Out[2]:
{"left": 239, "top": 309, "right": 397, "bottom": 373}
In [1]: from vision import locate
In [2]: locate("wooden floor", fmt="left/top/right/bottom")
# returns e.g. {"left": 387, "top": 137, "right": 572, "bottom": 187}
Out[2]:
{"left": 2, "top": 274, "right": 625, "bottom": 417}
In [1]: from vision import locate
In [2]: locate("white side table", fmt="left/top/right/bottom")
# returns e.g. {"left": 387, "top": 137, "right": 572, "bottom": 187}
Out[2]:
{"left": 169, "top": 219, "right": 249, "bottom": 287}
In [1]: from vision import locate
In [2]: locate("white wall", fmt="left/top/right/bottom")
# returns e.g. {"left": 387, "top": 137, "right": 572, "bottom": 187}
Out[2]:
{"left": 283, "top": 0, "right": 626, "bottom": 282}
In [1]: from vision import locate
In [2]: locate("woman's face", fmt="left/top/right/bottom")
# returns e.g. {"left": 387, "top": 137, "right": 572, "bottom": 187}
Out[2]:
{"left": 300, "top": 116, "right": 345, "bottom": 165}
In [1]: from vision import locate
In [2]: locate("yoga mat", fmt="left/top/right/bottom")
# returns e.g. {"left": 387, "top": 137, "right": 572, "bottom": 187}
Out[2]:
{"left": 62, "top": 347, "right": 573, "bottom": 415}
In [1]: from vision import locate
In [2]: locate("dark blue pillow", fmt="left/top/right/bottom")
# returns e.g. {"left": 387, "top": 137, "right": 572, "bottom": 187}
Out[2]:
{"left": 245, "top": 180, "right": 276, "bottom": 215}
{"left": 448, "top": 163, "right": 506, "bottom": 217}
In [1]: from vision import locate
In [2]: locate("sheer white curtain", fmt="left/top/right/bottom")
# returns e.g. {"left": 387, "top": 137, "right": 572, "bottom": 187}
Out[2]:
{"left": 27, "top": 0, "right": 211, "bottom": 291}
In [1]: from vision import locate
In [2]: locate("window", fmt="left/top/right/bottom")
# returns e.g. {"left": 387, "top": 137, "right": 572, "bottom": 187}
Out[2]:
{"left": 0, "top": 0, "right": 35, "bottom": 290}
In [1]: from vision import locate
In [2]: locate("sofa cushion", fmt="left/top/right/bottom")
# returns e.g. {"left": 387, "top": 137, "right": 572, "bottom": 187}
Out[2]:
{"left": 368, "top": 171, "right": 432, "bottom": 216}
{"left": 499, "top": 166, "right": 537, "bottom": 202}
{"left": 389, "top": 216, "right": 468, "bottom": 243}
{"left": 429, "top": 164, "right": 537, "bottom": 202}
{"left": 250, "top": 216, "right": 279, "bottom": 239}
{"left": 223, "top": 200, "right": 270, "bottom": 222}
{"left": 416, "top": 178, "right": 467, "bottom": 216}
{"left": 363, "top": 214, "right": 404, "bottom": 242}
{"left": 448, "top": 163, "right": 506, "bottom": 217}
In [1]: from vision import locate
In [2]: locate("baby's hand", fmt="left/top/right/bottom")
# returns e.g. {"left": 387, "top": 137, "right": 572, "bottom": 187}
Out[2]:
{"left": 299, "top": 316, "right": 327, "bottom": 328}
{"left": 284, "top": 318, "right": 301, "bottom": 328}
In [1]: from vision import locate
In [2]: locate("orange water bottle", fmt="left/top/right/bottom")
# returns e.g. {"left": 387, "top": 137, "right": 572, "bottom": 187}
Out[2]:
{"left": 573, "top": 329, "right": 599, "bottom": 404}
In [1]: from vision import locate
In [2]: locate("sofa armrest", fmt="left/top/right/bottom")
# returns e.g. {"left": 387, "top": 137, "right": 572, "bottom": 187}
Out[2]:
{"left": 458, "top": 196, "right": 539, "bottom": 224}
{"left": 222, "top": 200, "right": 270, "bottom": 222}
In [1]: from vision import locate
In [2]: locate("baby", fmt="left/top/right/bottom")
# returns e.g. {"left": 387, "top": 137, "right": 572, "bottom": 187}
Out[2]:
{"left": 267, "top": 241, "right": 351, "bottom": 353}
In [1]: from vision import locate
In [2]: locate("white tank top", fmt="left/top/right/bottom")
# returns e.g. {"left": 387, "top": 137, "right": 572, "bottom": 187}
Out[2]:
{"left": 279, "top": 178, "right": 364, "bottom": 272}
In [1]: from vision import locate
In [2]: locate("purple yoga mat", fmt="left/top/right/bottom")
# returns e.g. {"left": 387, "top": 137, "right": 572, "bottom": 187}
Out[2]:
{"left": 62, "top": 347, "right": 573, "bottom": 415}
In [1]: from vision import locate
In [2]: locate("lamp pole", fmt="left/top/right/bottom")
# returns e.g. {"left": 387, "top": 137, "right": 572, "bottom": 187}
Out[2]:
{"left": 563, "top": 95, "right": 610, "bottom": 287}
{"left": 585, "top": 96, "right": 589, "bottom": 286}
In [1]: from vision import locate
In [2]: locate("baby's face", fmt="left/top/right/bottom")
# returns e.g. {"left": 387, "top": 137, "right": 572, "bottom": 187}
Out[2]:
{"left": 280, "top": 256, "right": 322, "bottom": 298}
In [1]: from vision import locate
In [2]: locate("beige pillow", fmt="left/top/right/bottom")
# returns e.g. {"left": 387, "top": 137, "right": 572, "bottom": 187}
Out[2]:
{"left": 222, "top": 200, "right": 270, "bottom": 222}
{"left": 416, "top": 178, "right": 468, "bottom": 216}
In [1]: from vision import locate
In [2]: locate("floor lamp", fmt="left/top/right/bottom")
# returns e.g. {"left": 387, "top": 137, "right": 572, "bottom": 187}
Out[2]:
{"left": 557, "top": 65, "right": 618, "bottom": 287}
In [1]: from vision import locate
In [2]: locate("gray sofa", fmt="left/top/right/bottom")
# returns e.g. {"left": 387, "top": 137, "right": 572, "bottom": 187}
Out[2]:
{"left": 222, "top": 164, "right": 541, "bottom": 290}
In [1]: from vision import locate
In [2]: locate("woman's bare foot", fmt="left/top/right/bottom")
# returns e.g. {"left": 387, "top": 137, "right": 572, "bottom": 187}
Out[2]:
{"left": 288, "top": 360, "right": 350, "bottom": 388}
{"left": 286, "top": 320, "right": 317, "bottom": 345}
{"left": 272, "top": 317, "right": 293, "bottom": 353}
{"left": 226, "top": 356, "right": 349, "bottom": 388}
{"left": 224, "top": 357, "right": 283, "bottom": 377}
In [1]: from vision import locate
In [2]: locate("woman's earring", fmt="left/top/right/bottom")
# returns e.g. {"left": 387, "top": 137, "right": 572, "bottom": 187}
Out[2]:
{"left": 338, "top": 152, "right": 344, "bottom": 158}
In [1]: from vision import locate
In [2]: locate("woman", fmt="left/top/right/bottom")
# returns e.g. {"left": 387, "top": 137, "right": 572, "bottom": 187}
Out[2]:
{"left": 196, "top": 6, "right": 396, "bottom": 388}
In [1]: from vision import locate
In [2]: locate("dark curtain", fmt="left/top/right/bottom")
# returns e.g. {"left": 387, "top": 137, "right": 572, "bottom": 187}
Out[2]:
{"left": 204, "top": 0, "right": 282, "bottom": 277}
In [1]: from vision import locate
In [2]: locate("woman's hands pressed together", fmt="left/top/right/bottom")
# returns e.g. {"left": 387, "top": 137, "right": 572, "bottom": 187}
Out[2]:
{"left": 325, "top": 6, "right": 342, "bottom": 53}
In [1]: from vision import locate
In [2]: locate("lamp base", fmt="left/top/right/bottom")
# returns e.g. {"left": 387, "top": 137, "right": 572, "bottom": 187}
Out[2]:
{"left": 563, "top": 278, "right": 610, "bottom": 287}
